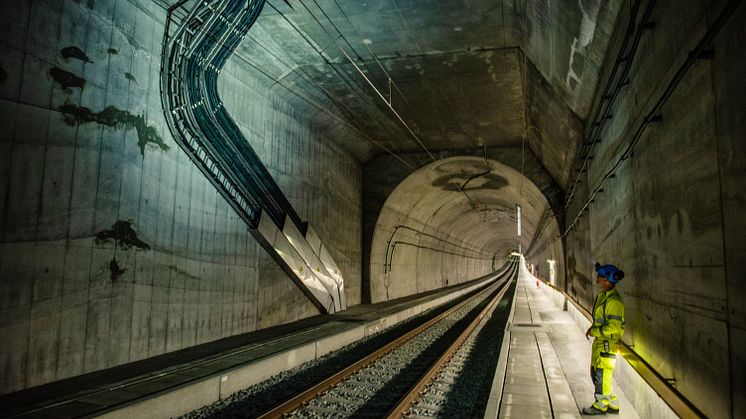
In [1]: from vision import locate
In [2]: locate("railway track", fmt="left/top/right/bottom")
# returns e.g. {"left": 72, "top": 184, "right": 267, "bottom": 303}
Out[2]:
{"left": 247, "top": 262, "right": 517, "bottom": 419}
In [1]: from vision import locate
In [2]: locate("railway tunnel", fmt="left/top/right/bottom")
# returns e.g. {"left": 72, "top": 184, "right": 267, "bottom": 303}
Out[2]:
{"left": 0, "top": 0, "right": 744, "bottom": 417}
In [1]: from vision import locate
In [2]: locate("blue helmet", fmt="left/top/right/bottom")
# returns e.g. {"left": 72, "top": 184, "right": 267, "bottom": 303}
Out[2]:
{"left": 595, "top": 264, "right": 624, "bottom": 284}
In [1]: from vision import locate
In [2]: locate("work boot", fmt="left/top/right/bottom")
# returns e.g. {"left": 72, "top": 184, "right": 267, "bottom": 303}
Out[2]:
{"left": 582, "top": 405, "right": 607, "bottom": 415}
{"left": 607, "top": 406, "right": 619, "bottom": 414}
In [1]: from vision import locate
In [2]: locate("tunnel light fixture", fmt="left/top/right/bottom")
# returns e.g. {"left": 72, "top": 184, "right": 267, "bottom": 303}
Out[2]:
{"left": 516, "top": 205, "right": 522, "bottom": 237}
{"left": 547, "top": 259, "right": 557, "bottom": 285}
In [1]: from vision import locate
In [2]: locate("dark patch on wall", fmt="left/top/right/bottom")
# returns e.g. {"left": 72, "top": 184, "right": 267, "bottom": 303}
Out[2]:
{"left": 74, "top": 0, "right": 95, "bottom": 9}
{"left": 431, "top": 172, "right": 507, "bottom": 192}
{"left": 95, "top": 219, "right": 151, "bottom": 250}
{"left": 124, "top": 72, "right": 138, "bottom": 85}
{"left": 61, "top": 46, "right": 92, "bottom": 63}
{"left": 50, "top": 67, "right": 85, "bottom": 90}
{"left": 109, "top": 257, "right": 126, "bottom": 281}
{"left": 676, "top": 210, "right": 684, "bottom": 234}
{"left": 0, "top": 65, "right": 7, "bottom": 83}
{"left": 567, "top": 253, "right": 590, "bottom": 299}
{"left": 59, "top": 103, "right": 169, "bottom": 155}
{"left": 168, "top": 265, "right": 203, "bottom": 281}
{"left": 107, "top": 48, "right": 119, "bottom": 55}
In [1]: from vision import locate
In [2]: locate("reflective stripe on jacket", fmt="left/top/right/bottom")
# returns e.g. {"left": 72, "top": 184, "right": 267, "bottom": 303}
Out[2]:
{"left": 590, "top": 287, "right": 625, "bottom": 368}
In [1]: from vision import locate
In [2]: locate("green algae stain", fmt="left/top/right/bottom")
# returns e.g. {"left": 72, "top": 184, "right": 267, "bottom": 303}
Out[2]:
{"left": 59, "top": 103, "right": 169, "bottom": 155}
{"left": 109, "top": 256, "right": 126, "bottom": 281}
{"left": 96, "top": 219, "right": 150, "bottom": 250}
{"left": 124, "top": 72, "right": 138, "bottom": 85}
{"left": 61, "top": 46, "right": 92, "bottom": 63}
{"left": 50, "top": 67, "right": 85, "bottom": 90}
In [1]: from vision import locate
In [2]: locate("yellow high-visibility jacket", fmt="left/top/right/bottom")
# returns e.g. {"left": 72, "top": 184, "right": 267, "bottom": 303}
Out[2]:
{"left": 590, "top": 287, "right": 625, "bottom": 369}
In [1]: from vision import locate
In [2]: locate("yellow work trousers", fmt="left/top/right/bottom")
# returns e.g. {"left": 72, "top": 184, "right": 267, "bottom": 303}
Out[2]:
{"left": 590, "top": 366, "right": 619, "bottom": 412}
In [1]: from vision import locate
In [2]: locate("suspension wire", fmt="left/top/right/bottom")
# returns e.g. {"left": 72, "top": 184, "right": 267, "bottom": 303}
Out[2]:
{"left": 231, "top": 48, "right": 414, "bottom": 168}
{"left": 262, "top": 1, "right": 414, "bottom": 168}
{"left": 284, "top": 0, "right": 496, "bottom": 257}
{"left": 307, "top": 0, "right": 491, "bottom": 220}
{"left": 238, "top": 36, "right": 413, "bottom": 168}
{"left": 259, "top": 1, "right": 497, "bottom": 255}
{"left": 245, "top": 35, "right": 360, "bottom": 120}
{"left": 307, "top": 0, "right": 381, "bottom": 78}
{"left": 309, "top": 0, "right": 514, "bottom": 264}
{"left": 322, "top": 0, "right": 489, "bottom": 221}
{"left": 326, "top": 0, "right": 418, "bottom": 115}
{"left": 265, "top": 1, "right": 407, "bottom": 136}
{"left": 294, "top": 0, "right": 437, "bottom": 161}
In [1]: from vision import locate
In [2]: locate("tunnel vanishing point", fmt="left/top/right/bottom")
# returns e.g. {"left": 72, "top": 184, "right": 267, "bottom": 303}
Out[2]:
{"left": 0, "top": 0, "right": 744, "bottom": 418}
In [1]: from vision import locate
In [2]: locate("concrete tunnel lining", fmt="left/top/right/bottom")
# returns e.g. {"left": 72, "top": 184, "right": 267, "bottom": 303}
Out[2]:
{"left": 0, "top": 1, "right": 743, "bottom": 416}
{"left": 369, "top": 156, "right": 562, "bottom": 303}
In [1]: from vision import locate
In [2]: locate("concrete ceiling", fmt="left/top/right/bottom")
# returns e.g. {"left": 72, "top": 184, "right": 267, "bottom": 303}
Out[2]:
{"left": 229, "top": 0, "right": 623, "bottom": 189}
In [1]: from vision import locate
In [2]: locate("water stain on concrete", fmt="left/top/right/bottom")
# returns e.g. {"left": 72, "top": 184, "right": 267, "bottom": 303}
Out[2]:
{"left": 676, "top": 210, "right": 684, "bottom": 234}
{"left": 0, "top": 65, "right": 7, "bottom": 83}
{"left": 73, "top": 0, "right": 95, "bottom": 9}
{"left": 95, "top": 219, "right": 151, "bottom": 250}
{"left": 59, "top": 103, "right": 169, "bottom": 155}
{"left": 432, "top": 172, "right": 507, "bottom": 192}
{"left": 61, "top": 46, "right": 92, "bottom": 63}
{"left": 168, "top": 265, "right": 203, "bottom": 281}
{"left": 107, "top": 48, "right": 119, "bottom": 55}
{"left": 109, "top": 256, "right": 126, "bottom": 281}
{"left": 50, "top": 67, "right": 85, "bottom": 90}
{"left": 124, "top": 72, "right": 138, "bottom": 85}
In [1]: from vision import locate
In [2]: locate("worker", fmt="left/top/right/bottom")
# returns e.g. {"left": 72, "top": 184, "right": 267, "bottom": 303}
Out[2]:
{"left": 582, "top": 263, "right": 625, "bottom": 415}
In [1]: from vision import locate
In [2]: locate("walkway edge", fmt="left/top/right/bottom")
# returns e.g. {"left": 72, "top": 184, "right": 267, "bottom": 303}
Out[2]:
{"left": 483, "top": 278, "right": 519, "bottom": 419}
{"left": 537, "top": 279, "right": 693, "bottom": 419}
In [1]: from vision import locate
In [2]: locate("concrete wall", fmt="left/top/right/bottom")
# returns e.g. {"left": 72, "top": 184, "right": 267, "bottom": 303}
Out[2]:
{"left": 0, "top": 0, "right": 361, "bottom": 394}
{"left": 562, "top": 1, "right": 745, "bottom": 417}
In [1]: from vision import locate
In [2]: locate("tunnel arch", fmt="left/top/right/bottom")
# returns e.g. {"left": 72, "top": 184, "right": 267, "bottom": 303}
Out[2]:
{"left": 369, "top": 156, "right": 564, "bottom": 302}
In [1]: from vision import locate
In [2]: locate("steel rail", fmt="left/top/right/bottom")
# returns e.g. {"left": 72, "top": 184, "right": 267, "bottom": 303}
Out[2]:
{"left": 386, "top": 271, "right": 514, "bottom": 418}
{"left": 256, "top": 262, "right": 517, "bottom": 418}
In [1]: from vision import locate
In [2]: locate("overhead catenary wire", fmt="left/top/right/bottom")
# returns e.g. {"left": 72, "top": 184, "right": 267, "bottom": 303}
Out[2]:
{"left": 315, "top": 1, "right": 488, "bottom": 217}
{"left": 285, "top": 0, "right": 506, "bottom": 264}
{"left": 307, "top": 0, "right": 381, "bottom": 79}
{"left": 326, "top": 0, "right": 418, "bottom": 115}
{"left": 231, "top": 49, "right": 414, "bottom": 169}
{"left": 244, "top": 2, "right": 414, "bottom": 168}
{"left": 293, "top": 0, "right": 437, "bottom": 161}
{"left": 274, "top": 0, "right": 502, "bottom": 225}
{"left": 263, "top": 1, "right": 414, "bottom": 149}
{"left": 236, "top": 36, "right": 414, "bottom": 168}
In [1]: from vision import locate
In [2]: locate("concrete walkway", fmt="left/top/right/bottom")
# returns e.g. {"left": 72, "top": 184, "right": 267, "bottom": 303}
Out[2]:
{"left": 493, "top": 265, "right": 641, "bottom": 419}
